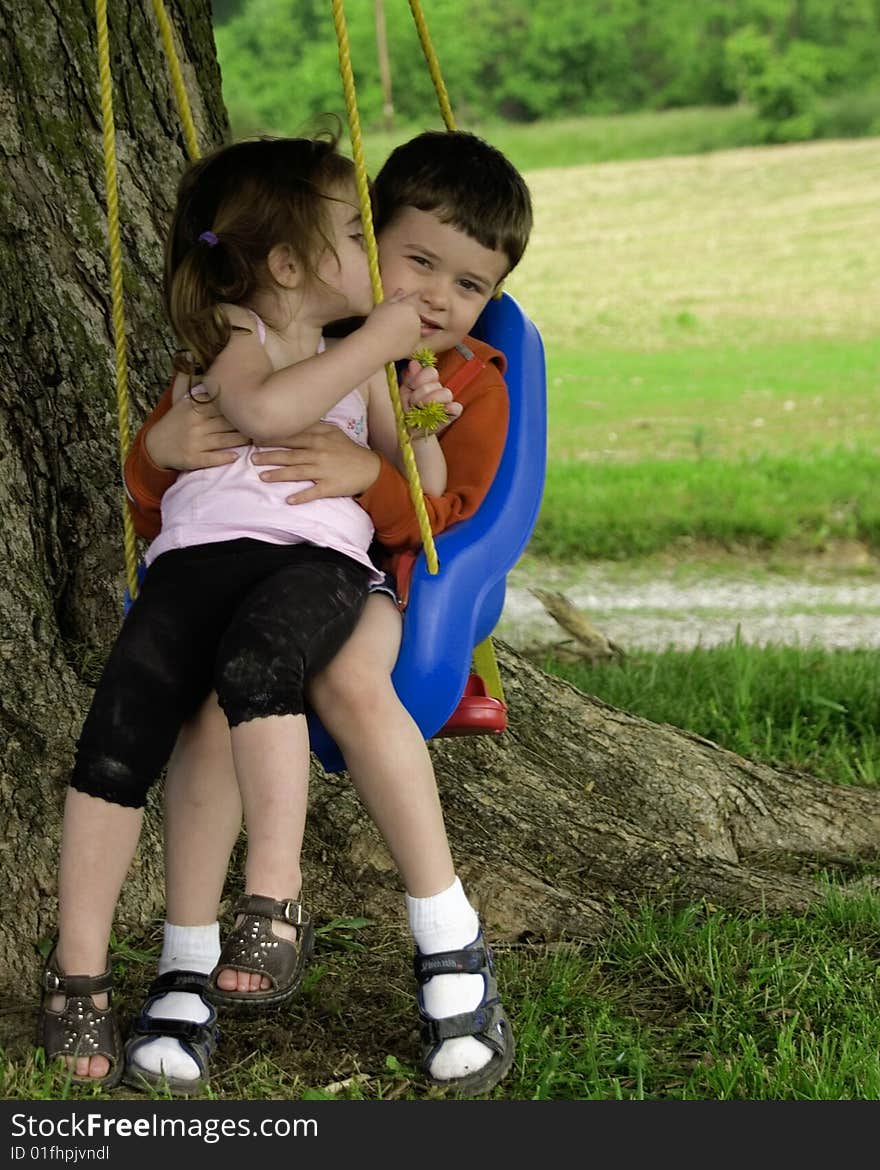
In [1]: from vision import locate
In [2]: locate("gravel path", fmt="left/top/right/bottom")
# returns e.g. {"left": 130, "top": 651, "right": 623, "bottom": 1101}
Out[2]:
{"left": 496, "top": 561, "right": 880, "bottom": 652}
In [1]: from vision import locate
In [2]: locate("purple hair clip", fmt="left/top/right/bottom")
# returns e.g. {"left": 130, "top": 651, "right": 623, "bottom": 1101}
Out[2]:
{"left": 198, "top": 230, "right": 219, "bottom": 247}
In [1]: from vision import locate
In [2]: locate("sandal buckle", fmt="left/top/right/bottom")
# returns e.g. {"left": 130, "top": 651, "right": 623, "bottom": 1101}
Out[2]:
{"left": 279, "top": 899, "right": 303, "bottom": 925}
{"left": 43, "top": 969, "right": 62, "bottom": 993}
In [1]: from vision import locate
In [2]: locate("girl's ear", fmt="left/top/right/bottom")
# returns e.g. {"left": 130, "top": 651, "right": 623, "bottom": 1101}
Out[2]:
{"left": 267, "top": 243, "right": 300, "bottom": 289}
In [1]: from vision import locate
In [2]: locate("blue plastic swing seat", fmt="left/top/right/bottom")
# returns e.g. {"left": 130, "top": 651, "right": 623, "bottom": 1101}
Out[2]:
{"left": 308, "top": 291, "right": 548, "bottom": 773}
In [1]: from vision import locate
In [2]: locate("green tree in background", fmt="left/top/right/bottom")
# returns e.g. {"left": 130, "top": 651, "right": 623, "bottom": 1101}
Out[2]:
{"left": 726, "top": 25, "right": 829, "bottom": 141}
{"left": 213, "top": 0, "right": 880, "bottom": 139}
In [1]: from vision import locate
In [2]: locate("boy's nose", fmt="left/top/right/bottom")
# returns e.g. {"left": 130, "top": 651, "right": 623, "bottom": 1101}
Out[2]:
{"left": 421, "top": 277, "right": 448, "bottom": 308}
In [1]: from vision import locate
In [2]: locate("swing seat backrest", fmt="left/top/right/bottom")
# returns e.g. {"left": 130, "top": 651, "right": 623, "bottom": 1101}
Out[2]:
{"left": 307, "top": 291, "right": 547, "bottom": 773}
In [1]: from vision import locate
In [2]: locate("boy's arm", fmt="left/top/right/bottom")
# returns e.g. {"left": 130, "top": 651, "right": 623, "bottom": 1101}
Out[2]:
{"left": 123, "top": 383, "right": 176, "bottom": 540}
{"left": 124, "top": 379, "right": 248, "bottom": 539}
{"left": 365, "top": 362, "right": 460, "bottom": 497}
{"left": 358, "top": 366, "right": 509, "bottom": 548}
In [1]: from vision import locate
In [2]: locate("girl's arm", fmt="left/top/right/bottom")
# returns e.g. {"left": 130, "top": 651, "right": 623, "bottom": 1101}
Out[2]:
{"left": 251, "top": 354, "right": 509, "bottom": 545}
{"left": 210, "top": 297, "right": 421, "bottom": 445}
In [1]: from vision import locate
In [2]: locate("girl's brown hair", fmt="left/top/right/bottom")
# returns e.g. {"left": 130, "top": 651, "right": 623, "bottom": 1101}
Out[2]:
{"left": 166, "top": 132, "right": 356, "bottom": 372}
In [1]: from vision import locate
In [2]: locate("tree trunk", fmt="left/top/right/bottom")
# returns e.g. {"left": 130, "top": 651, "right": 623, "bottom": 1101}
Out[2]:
{"left": 0, "top": 0, "right": 226, "bottom": 984}
{"left": 3, "top": 0, "right": 880, "bottom": 995}
{"left": 314, "top": 640, "right": 880, "bottom": 944}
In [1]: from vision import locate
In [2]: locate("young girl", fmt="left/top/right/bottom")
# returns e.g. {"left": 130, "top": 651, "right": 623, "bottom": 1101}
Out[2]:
{"left": 38, "top": 133, "right": 445, "bottom": 1090}
{"left": 117, "top": 132, "right": 532, "bottom": 1099}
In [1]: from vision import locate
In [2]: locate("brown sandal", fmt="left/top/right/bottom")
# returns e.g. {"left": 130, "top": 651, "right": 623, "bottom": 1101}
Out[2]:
{"left": 38, "top": 949, "right": 124, "bottom": 1090}
{"left": 207, "top": 894, "right": 314, "bottom": 1013}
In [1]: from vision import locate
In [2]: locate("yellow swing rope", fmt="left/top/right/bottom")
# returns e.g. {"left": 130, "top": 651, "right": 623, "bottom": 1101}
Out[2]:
{"left": 151, "top": 0, "right": 201, "bottom": 163}
{"left": 94, "top": 0, "right": 138, "bottom": 600}
{"left": 406, "top": 0, "right": 506, "bottom": 703}
{"left": 408, "top": 0, "right": 456, "bottom": 131}
{"left": 331, "top": 0, "right": 439, "bottom": 574}
{"left": 94, "top": 0, "right": 202, "bottom": 604}
{"left": 104, "top": 1, "right": 442, "bottom": 589}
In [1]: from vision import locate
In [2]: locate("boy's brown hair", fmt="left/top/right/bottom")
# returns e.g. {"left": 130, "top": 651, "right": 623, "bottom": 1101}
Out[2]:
{"left": 373, "top": 130, "right": 533, "bottom": 276}
{"left": 166, "top": 133, "right": 356, "bottom": 372}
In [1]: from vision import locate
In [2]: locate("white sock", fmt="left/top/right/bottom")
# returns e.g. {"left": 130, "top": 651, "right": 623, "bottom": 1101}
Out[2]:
{"left": 406, "top": 877, "right": 492, "bottom": 1081}
{"left": 130, "top": 922, "right": 220, "bottom": 1082}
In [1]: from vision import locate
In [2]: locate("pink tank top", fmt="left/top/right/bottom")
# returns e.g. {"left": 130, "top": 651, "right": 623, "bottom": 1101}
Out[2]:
{"left": 145, "top": 319, "right": 381, "bottom": 582}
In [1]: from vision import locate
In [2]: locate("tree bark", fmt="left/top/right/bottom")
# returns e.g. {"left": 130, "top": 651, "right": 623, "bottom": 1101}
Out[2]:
{"left": 3, "top": 0, "right": 880, "bottom": 995}
{"left": 0, "top": 0, "right": 226, "bottom": 984}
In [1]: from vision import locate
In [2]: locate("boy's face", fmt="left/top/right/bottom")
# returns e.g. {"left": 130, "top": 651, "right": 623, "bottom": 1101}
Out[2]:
{"left": 378, "top": 207, "right": 509, "bottom": 354}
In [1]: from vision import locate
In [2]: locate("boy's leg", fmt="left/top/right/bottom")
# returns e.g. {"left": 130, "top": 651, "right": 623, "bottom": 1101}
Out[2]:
{"left": 307, "top": 594, "right": 454, "bottom": 894}
{"left": 164, "top": 693, "right": 243, "bottom": 926}
{"left": 307, "top": 595, "right": 501, "bottom": 1084}
{"left": 128, "top": 693, "right": 240, "bottom": 1084}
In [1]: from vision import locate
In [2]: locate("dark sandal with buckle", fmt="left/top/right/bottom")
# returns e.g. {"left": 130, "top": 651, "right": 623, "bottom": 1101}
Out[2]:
{"left": 123, "top": 971, "right": 218, "bottom": 1097}
{"left": 415, "top": 931, "right": 515, "bottom": 1096}
{"left": 207, "top": 894, "right": 315, "bottom": 1013}
{"left": 38, "top": 949, "right": 124, "bottom": 1090}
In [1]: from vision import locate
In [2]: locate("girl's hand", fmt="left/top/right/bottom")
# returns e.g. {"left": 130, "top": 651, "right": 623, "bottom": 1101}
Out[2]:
{"left": 251, "top": 422, "right": 382, "bottom": 504}
{"left": 400, "top": 359, "right": 463, "bottom": 435}
{"left": 362, "top": 290, "right": 423, "bottom": 362}
{"left": 145, "top": 392, "right": 247, "bottom": 471}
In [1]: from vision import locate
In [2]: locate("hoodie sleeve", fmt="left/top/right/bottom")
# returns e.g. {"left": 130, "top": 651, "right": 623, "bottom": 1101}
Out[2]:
{"left": 357, "top": 348, "right": 509, "bottom": 549}
{"left": 122, "top": 381, "right": 177, "bottom": 541}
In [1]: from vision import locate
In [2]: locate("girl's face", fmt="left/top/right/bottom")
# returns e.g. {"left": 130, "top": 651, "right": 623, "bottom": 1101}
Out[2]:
{"left": 312, "top": 186, "right": 374, "bottom": 321}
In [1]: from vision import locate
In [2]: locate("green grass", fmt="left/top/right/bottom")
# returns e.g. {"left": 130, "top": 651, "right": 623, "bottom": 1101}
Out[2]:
{"left": 532, "top": 335, "right": 880, "bottom": 559}
{"left": 501, "top": 136, "right": 880, "bottom": 558}
{"left": 545, "top": 339, "right": 880, "bottom": 463}
{"left": 328, "top": 92, "right": 880, "bottom": 177}
{"left": 504, "top": 892, "right": 880, "bottom": 1100}
{"left": 534, "top": 448, "right": 880, "bottom": 561}
{"left": 508, "top": 140, "right": 880, "bottom": 356}
{"left": 11, "top": 892, "right": 880, "bottom": 1100}
{"left": 359, "top": 104, "right": 762, "bottom": 175}
{"left": 7, "top": 641, "right": 880, "bottom": 1101}
{"left": 542, "top": 639, "right": 880, "bottom": 788}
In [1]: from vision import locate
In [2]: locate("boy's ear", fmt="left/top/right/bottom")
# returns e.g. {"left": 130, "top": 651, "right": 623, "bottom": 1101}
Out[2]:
{"left": 267, "top": 243, "right": 300, "bottom": 289}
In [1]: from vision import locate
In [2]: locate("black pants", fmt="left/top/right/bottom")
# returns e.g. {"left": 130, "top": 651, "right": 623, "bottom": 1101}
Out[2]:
{"left": 72, "top": 539, "right": 370, "bottom": 809}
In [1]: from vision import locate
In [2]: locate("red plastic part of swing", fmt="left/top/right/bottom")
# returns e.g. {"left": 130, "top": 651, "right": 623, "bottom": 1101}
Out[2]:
{"left": 434, "top": 672, "right": 508, "bottom": 737}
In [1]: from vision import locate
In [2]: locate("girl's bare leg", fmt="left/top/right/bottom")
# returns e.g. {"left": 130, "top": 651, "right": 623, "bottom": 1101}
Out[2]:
{"left": 52, "top": 789, "right": 144, "bottom": 1079}
{"left": 232, "top": 712, "right": 309, "bottom": 897}
{"left": 212, "top": 712, "right": 311, "bottom": 993}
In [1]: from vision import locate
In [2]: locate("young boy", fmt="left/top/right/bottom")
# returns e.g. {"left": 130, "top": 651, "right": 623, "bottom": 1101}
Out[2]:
{"left": 117, "top": 130, "right": 533, "bottom": 1096}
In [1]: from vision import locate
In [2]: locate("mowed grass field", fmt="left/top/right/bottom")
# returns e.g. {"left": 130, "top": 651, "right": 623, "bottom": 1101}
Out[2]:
{"left": 499, "top": 138, "right": 880, "bottom": 558}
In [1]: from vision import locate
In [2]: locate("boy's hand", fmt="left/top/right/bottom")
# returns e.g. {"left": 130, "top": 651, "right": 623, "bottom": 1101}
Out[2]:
{"left": 362, "top": 289, "right": 423, "bottom": 362}
{"left": 251, "top": 422, "right": 382, "bottom": 504}
{"left": 401, "top": 359, "right": 463, "bottom": 435}
{"left": 145, "top": 393, "right": 247, "bottom": 471}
